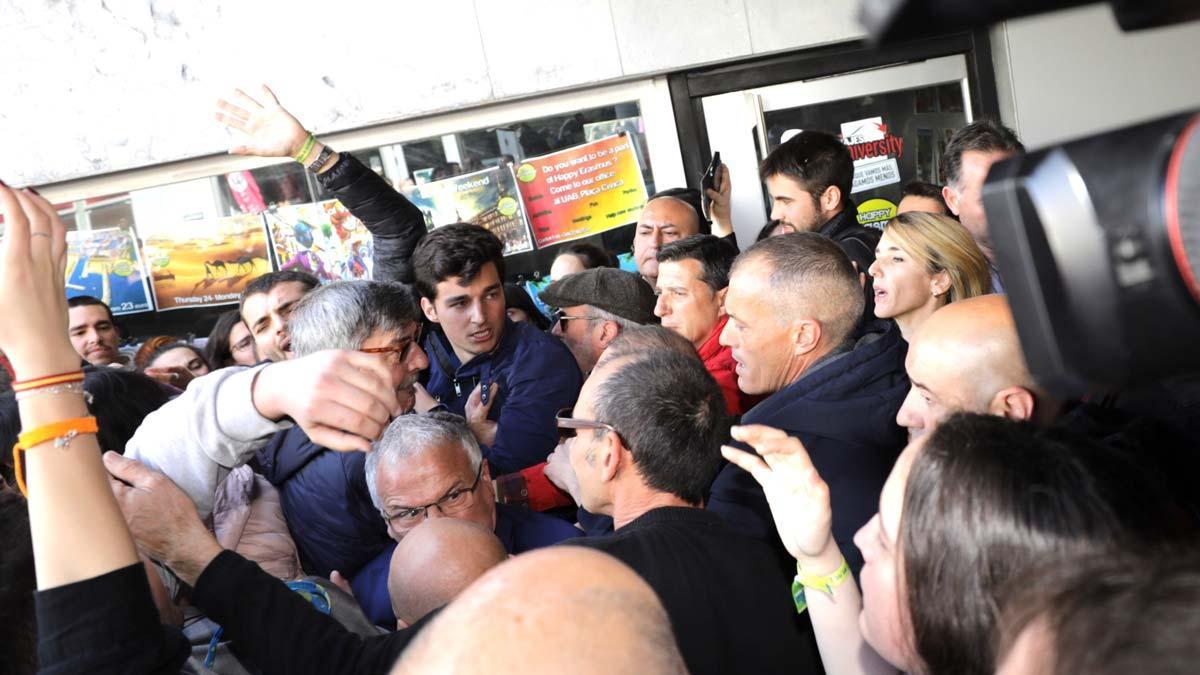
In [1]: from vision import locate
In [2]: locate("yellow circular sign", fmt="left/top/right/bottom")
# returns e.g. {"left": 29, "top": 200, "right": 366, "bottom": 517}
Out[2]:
{"left": 516, "top": 163, "right": 537, "bottom": 183}
{"left": 498, "top": 196, "right": 519, "bottom": 217}
{"left": 112, "top": 260, "right": 134, "bottom": 277}
{"left": 856, "top": 198, "right": 897, "bottom": 227}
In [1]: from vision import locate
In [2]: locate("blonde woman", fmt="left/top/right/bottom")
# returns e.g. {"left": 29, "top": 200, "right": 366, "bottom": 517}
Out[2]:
{"left": 869, "top": 212, "right": 991, "bottom": 340}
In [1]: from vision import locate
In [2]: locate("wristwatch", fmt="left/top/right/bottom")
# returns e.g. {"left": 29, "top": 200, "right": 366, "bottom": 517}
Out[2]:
{"left": 305, "top": 144, "right": 335, "bottom": 173}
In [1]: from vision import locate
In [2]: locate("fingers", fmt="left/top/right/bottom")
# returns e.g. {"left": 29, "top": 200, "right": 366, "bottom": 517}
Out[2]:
{"left": 0, "top": 184, "right": 29, "bottom": 262}
{"left": 720, "top": 445, "right": 772, "bottom": 484}
{"left": 215, "top": 98, "right": 250, "bottom": 122}
{"left": 103, "top": 451, "right": 156, "bottom": 488}
{"left": 259, "top": 84, "right": 280, "bottom": 105}
{"left": 314, "top": 399, "right": 390, "bottom": 442}
{"left": 230, "top": 87, "right": 263, "bottom": 111}
{"left": 330, "top": 569, "right": 354, "bottom": 597}
{"left": 730, "top": 424, "right": 790, "bottom": 447}
{"left": 307, "top": 424, "right": 373, "bottom": 453}
{"left": 338, "top": 351, "right": 403, "bottom": 414}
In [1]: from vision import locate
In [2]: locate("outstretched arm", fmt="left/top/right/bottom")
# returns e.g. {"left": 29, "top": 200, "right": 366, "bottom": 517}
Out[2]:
{"left": 722, "top": 424, "right": 898, "bottom": 675}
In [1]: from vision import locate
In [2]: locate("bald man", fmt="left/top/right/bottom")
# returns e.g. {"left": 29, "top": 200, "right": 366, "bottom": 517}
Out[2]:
{"left": 392, "top": 547, "right": 688, "bottom": 675}
{"left": 633, "top": 195, "right": 703, "bottom": 286}
{"left": 388, "top": 519, "right": 507, "bottom": 629}
{"left": 897, "top": 295, "right": 1060, "bottom": 437}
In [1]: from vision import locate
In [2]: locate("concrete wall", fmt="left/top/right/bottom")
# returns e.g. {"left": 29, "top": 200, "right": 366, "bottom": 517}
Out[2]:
{"left": 994, "top": 5, "right": 1200, "bottom": 148}
{"left": 1, "top": 0, "right": 865, "bottom": 187}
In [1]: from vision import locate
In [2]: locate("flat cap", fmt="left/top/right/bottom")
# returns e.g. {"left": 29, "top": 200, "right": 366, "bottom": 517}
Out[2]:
{"left": 539, "top": 267, "right": 658, "bottom": 325}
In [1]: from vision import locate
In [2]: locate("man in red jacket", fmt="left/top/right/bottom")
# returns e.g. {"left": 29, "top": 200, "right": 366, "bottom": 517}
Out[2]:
{"left": 655, "top": 235, "right": 759, "bottom": 416}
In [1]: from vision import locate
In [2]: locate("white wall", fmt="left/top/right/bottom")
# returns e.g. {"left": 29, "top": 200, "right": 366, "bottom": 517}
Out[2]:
{"left": 0, "top": 0, "right": 865, "bottom": 187}
{"left": 994, "top": 5, "right": 1200, "bottom": 148}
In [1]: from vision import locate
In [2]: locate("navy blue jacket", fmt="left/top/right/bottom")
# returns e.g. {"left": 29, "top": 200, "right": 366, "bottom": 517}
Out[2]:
{"left": 255, "top": 427, "right": 391, "bottom": 580}
{"left": 350, "top": 503, "right": 582, "bottom": 626}
{"left": 707, "top": 320, "right": 909, "bottom": 577}
{"left": 424, "top": 319, "right": 582, "bottom": 475}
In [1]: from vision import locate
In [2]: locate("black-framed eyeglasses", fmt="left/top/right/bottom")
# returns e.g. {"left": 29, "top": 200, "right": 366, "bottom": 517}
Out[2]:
{"left": 382, "top": 461, "right": 484, "bottom": 526}
{"left": 550, "top": 310, "right": 604, "bottom": 332}
{"left": 555, "top": 407, "right": 621, "bottom": 442}
{"left": 360, "top": 324, "right": 424, "bottom": 364}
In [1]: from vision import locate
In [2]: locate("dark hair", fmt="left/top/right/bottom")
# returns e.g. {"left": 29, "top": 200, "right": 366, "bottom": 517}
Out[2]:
{"left": 67, "top": 295, "right": 114, "bottom": 323}
{"left": 412, "top": 224, "right": 505, "bottom": 301}
{"left": 942, "top": 119, "right": 1024, "bottom": 188}
{"left": 755, "top": 220, "right": 790, "bottom": 242}
{"left": 204, "top": 309, "right": 247, "bottom": 368}
{"left": 0, "top": 488, "right": 35, "bottom": 675}
{"left": 593, "top": 346, "right": 728, "bottom": 504}
{"left": 736, "top": 232, "right": 864, "bottom": 348}
{"left": 555, "top": 241, "right": 617, "bottom": 270}
{"left": 998, "top": 550, "right": 1200, "bottom": 675}
{"left": 900, "top": 181, "right": 952, "bottom": 215}
{"left": 503, "top": 283, "right": 550, "bottom": 331}
{"left": 0, "top": 369, "right": 170, "bottom": 483}
{"left": 758, "top": 131, "right": 854, "bottom": 208}
{"left": 145, "top": 341, "right": 208, "bottom": 372}
{"left": 656, "top": 234, "right": 737, "bottom": 292}
{"left": 648, "top": 187, "right": 708, "bottom": 235}
{"left": 239, "top": 270, "right": 319, "bottom": 313}
{"left": 903, "top": 413, "right": 1193, "bottom": 675}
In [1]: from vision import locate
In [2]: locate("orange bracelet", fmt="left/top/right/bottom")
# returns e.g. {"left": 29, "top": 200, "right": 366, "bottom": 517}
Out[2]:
{"left": 12, "top": 371, "right": 85, "bottom": 393}
{"left": 11, "top": 416, "right": 99, "bottom": 497}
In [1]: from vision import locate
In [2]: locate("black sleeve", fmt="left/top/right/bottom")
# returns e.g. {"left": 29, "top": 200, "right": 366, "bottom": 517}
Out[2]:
{"left": 316, "top": 153, "right": 427, "bottom": 284}
{"left": 192, "top": 550, "right": 425, "bottom": 675}
{"left": 35, "top": 563, "right": 189, "bottom": 675}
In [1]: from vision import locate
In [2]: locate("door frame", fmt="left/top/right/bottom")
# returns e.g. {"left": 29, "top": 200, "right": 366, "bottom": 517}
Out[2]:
{"left": 667, "top": 30, "right": 1001, "bottom": 192}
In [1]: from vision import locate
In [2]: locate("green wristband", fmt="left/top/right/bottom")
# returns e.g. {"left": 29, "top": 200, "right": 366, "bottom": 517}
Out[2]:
{"left": 293, "top": 133, "right": 316, "bottom": 164}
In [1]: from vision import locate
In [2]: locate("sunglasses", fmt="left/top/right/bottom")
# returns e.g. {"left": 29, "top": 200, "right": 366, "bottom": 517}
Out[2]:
{"left": 550, "top": 310, "right": 603, "bottom": 332}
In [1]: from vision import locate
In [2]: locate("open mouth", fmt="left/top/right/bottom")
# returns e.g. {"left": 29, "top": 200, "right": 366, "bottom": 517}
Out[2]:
{"left": 469, "top": 328, "right": 493, "bottom": 344}
{"left": 279, "top": 336, "right": 293, "bottom": 353}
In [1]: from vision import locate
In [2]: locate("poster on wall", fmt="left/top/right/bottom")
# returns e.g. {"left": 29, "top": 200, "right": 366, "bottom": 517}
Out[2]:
{"left": 841, "top": 116, "right": 904, "bottom": 195}
{"left": 140, "top": 214, "right": 273, "bottom": 311}
{"left": 265, "top": 200, "right": 374, "bottom": 282}
{"left": 410, "top": 166, "right": 535, "bottom": 256}
{"left": 514, "top": 134, "right": 648, "bottom": 249}
{"left": 65, "top": 228, "right": 153, "bottom": 315}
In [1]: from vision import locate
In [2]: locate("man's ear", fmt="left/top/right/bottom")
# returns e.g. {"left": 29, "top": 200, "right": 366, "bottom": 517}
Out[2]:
{"left": 420, "top": 297, "right": 439, "bottom": 324}
{"left": 820, "top": 185, "right": 842, "bottom": 214}
{"left": 942, "top": 185, "right": 961, "bottom": 216}
{"left": 987, "top": 386, "right": 1036, "bottom": 422}
{"left": 793, "top": 318, "right": 823, "bottom": 356}
{"left": 715, "top": 287, "right": 729, "bottom": 315}
{"left": 599, "top": 431, "right": 622, "bottom": 484}
{"left": 597, "top": 320, "right": 622, "bottom": 349}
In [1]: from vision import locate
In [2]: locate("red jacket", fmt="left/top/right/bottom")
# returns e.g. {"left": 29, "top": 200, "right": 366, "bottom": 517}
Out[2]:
{"left": 504, "top": 315, "right": 759, "bottom": 513}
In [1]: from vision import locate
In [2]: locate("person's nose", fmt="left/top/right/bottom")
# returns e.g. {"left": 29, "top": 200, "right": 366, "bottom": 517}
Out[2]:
{"left": 868, "top": 258, "right": 882, "bottom": 278}
{"left": 654, "top": 294, "right": 669, "bottom": 318}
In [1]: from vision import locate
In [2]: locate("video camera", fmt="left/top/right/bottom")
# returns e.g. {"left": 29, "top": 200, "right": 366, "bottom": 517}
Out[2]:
{"left": 862, "top": 0, "right": 1200, "bottom": 396}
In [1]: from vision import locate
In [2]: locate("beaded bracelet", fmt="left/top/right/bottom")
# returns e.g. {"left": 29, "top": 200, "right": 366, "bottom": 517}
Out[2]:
{"left": 15, "top": 381, "right": 93, "bottom": 404}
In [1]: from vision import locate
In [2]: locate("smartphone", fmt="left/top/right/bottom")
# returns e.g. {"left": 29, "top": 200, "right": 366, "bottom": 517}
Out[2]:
{"left": 701, "top": 151, "right": 722, "bottom": 219}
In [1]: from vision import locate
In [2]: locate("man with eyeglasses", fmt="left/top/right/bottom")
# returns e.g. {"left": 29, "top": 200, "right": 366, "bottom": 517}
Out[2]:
{"left": 540, "top": 266, "right": 658, "bottom": 375}
{"left": 557, "top": 333, "right": 822, "bottom": 675}
{"left": 346, "top": 412, "right": 579, "bottom": 626}
{"left": 125, "top": 280, "right": 430, "bottom": 594}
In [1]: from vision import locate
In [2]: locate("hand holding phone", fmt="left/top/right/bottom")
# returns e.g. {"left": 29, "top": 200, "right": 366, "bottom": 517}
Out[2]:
{"left": 701, "top": 151, "right": 722, "bottom": 219}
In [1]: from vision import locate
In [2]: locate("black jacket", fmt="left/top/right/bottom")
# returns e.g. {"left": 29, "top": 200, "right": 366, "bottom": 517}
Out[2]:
{"left": 566, "top": 507, "right": 822, "bottom": 675}
{"left": 316, "top": 153, "right": 427, "bottom": 285}
{"left": 820, "top": 199, "right": 881, "bottom": 320}
{"left": 708, "top": 319, "right": 909, "bottom": 577}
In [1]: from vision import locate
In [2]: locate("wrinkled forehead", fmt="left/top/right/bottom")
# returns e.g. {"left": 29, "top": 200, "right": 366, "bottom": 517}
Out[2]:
{"left": 378, "top": 443, "right": 474, "bottom": 498}
{"left": 639, "top": 198, "right": 699, "bottom": 233}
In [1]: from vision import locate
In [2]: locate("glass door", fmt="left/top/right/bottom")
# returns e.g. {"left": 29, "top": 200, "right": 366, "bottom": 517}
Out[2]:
{"left": 701, "top": 54, "right": 973, "bottom": 244}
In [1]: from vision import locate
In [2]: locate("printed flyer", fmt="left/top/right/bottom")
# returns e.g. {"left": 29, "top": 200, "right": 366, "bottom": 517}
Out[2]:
{"left": 410, "top": 166, "right": 535, "bottom": 256}
{"left": 513, "top": 135, "right": 648, "bottom": 248}
{"left": 841, "top": 116, "right": 904, "bottom": 194}
{"left": 140, "top": 214, "right": 272, "bottom": 311}
{"left": 266, "top": 200, "right": 375, "bottom": 282}
{"left": 64, "top": 228, "right": 153, "bottom": 315}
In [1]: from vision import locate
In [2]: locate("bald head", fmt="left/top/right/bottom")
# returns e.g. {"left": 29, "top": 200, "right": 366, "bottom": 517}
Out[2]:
{"left": 387, "top": 519, "right": 507, "bottom": 627}
{"left": 391, "top": 547, "right": 687, "bottom": 675}
{"left": 898, "top": 295, "right": 1054, "bottom": 436}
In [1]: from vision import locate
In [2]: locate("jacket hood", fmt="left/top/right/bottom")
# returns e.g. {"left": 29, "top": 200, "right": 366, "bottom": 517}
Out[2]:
{"left": 743, "top": 319, "right": 909, "bottom": 450}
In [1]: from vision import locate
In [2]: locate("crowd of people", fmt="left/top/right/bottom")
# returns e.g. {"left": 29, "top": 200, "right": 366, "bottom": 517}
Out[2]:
{"left": 1, "top": 82, "right": 1197, "bottom": 675}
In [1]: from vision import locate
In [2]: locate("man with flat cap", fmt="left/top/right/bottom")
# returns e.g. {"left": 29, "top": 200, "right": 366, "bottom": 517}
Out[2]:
{"left": 540, "top": 266, "right": 659, "bottom": 375}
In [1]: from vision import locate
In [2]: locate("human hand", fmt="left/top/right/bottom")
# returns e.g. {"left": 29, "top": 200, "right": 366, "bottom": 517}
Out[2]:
{"left": 143, "top": 365, "right": 194, "bottom": 389}
{"left": 544, "top": 442, "right": 581, "bottom": 504}
{"left": 0, "top": 185, "right": 78, "bottom": 378}
{"left": 465, "top": 382, "right": 498, "bottom": 447}
{"left": 706, "top": 163, "right": 733, "bottom": 238}
{"left": 330, "top": 570, "right": 355, "bottom": 598}
{"left": 721, "top": 425, "right": 834, "bottom": 566}
{"left": 412, "top": 382, "right": 440, "bottom": 413}
{"left": 215, "top": 85, "right": 310, "bottom": 159}
{"left": 105, "top": 452, "right": 223, "bottom": 586}
{"left": 252, "top": 350, "right": 403, "bottom": 452}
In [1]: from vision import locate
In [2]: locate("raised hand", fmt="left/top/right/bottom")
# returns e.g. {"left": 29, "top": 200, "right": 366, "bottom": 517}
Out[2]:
{"left": 544, "top": 441, "right": 581, "bottom": 504}
{"left": 215, "top": 85, "right": 310, "bottom": 159}
{"left": 706, "top": 163, "right": 734, "bottom": 239}
{"left": 251, "top": 350, "right": 404, "bottom": 453}
{"left": 465, "top": 382, "right": 499, "bottom": 447}
{"left": 721, "top": 424, "right": 835, "bottom": 566}
{"left": 143, "top": 364, "right": 195, "bottom": 389}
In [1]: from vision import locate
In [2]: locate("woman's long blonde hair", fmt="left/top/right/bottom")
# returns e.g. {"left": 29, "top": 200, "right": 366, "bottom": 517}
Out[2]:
{"left": 883, "top": 212, "right": 992, "bottom": 302}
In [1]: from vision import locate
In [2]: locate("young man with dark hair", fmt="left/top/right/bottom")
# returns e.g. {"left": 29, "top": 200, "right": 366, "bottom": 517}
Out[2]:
{"left": 414, "top": 224, "right": 582, "bottom": 474}
{"left": 941, "top": 119, "right": 1025, "bottom": 288}
{"left": 654, "top": 234, "right": 757, "bottom": 415}
{"left": 67, "top": 295, "right": 123, "bottom": 367}
{"left": 239, "top": 270, "right": 320, "bottom": 362}
{"left": 896, "top": 180, "right": 952, "bottom": 216}
{"left": 562, "top": 342, "right": 822, "bottom": 675}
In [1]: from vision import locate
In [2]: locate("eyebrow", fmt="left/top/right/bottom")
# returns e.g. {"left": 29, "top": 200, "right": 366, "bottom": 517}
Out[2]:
{"left": 275, "top": 298, "right": 301, "bottom": 315}
{"left": 389, "top": 480, "right": 467, "bottom": 511}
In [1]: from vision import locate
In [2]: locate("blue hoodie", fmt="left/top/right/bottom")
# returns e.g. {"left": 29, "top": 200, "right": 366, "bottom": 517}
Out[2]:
{"left": 423, "top": 318, "right": 582, "bottom": 475}
{"left": 707, "top": 320, "right": 909, "bottom": 577}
